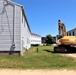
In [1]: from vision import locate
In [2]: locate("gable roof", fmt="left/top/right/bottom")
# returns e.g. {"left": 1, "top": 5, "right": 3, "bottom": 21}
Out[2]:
{"left": 31, "top": 33, "right": 41, "bottom": 37}
{"left": 67, "top": 28, "right": 76, "bottom": 32}
{"left": 7, "top": 0, "right": 31, "bottom": 32}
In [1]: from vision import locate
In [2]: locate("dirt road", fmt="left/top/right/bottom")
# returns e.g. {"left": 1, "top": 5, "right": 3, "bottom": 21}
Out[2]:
{"left": 0, "top": 69, "right": 76, "bottom": 75}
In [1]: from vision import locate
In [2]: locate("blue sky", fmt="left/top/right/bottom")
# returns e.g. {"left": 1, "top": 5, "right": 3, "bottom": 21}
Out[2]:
{"left": 13, "top": 0, "right": 76, "bottom": 37}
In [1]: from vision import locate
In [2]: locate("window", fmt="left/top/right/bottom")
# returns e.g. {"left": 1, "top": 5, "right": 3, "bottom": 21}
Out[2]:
{"left": 67, "top": 33, "right": 68, "bottom": 36}
{"left": 73, "top": 31, "right": 75, "bottom": 36}
{"left": 69, "top": 32, "right": 71, "bottom": 36}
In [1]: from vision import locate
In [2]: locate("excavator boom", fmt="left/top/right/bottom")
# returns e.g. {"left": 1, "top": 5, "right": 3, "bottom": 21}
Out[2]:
{"left": 58, "top": 20, "right": 67, "bottom": 36}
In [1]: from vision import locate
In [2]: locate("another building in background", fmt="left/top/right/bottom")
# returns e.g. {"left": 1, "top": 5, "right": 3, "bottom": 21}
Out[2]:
{"left": 41, "top": 37, "right": 46, "bottom": 45}
{"left": 67, "top": 28, "right": 76, "bottom": 36}
{"left": 31, "top": 33, "right": 41, "bottom": 46}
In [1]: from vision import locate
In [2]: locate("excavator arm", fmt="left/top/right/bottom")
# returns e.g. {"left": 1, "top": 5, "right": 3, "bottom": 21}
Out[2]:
{"left": 58, "top": 20, "right": 67, "bottom": 36}
{"left": 56, "top": 20, "right": 67, "bottom": 45}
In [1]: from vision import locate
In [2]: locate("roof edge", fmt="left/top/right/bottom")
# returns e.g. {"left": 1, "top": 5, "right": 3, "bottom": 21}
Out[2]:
{"left": 31, "top": 33, "right": 41, "bottom": 37}
{"left": 8, "top": 0, "right": 31, "bottom": 33}
{"left": 67, "top": 28, "right": 76, "bottom": 32}
{"left": 21, "top": 7, "right": 31, "bottom": 33}
{"left": 8, "top": 0, "right": 23, "bottom": 7}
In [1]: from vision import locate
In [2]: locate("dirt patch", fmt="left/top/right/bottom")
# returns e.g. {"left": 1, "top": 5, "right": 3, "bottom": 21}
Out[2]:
{"left": 0, "top": 69, "right": 76, "bottom": 75}
{"left": 61, "top": 54, "right": 76, "bottom": 59}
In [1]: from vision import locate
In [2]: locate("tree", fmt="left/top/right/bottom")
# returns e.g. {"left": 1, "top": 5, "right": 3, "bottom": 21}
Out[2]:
{"left": 45, "top": 34, "right": 54, "bottom": 45}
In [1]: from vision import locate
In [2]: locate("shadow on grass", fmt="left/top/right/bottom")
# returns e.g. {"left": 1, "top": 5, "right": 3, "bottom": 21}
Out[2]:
{"left": 44, "top": 49, "right": 54, "bottom": 53}
{"left": 44, "top": 47, "right": 76, "bottom": 54}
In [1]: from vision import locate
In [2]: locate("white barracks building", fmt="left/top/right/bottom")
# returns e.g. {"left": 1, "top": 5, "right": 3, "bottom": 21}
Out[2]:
{"left": 0, "top": 0, "right": 31, "bottom": 56}
{"left": 31, "top": 33, "right": 41, "bottom": 46}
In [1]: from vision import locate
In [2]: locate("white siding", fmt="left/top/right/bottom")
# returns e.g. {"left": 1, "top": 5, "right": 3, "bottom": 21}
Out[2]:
{"left": 21, "top": 10, "right": 31, "bottom": 55}
{"left": 31, "top": 34, "right": 41, "bottom": 45}
{"left": 26, "top": 24, "right": 31, "bottom": 49}
{"left": 0, "top": 1, "right": 21, "bottom": 51}
{"left": 0, "top": 0, "right": 31, "bottom": 55}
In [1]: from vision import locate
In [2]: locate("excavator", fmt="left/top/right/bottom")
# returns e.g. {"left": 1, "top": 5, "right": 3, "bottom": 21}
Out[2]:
{"left": 54, "top": 20, "right": 76, "bottom": 52}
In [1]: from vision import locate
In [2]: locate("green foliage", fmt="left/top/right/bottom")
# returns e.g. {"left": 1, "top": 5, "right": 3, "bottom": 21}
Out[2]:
{"left": 45, "top": 34, "right": 54, "bottom": 45}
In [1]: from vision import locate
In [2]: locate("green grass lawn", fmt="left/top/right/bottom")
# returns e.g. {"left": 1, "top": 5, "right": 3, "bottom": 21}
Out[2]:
{"left": 0, "top": 45, "right": 76, "bottom": 70}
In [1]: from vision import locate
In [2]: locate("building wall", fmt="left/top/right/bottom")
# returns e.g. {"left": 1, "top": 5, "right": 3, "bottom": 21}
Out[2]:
{"left": 0, "top": 0, "right": 31, "bottom": 56}
{"left": 26, "top": 24, "right": 31, "bottom": 49}
{"left": 0, "top": 0, "right": 21, "bottom": 51}
{"left": 21, "top": 9, "right": 31, "bottom": 55}
{"left": 31, "top": 34, "right": 41, "bottom": 45}
{"left": 67, "top": 28, "right": 76, "bottom": 36}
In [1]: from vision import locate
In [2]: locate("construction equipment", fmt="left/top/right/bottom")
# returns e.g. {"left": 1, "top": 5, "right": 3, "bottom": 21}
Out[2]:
{"left": 54, "top": 20, "right": 76, "bottom": 52}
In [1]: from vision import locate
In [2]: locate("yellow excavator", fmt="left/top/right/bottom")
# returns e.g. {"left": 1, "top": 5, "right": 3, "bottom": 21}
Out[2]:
{"left": 54, "top": 20, "right": 76, "bottom": 52}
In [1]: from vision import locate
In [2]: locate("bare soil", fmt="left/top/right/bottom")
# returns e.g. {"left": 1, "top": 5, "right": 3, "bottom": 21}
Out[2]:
{"left": 0, "top": 69, "right": 76, "bottom": 75}
{"left": 61, "top": 54, "right": 76, "bottom": 59}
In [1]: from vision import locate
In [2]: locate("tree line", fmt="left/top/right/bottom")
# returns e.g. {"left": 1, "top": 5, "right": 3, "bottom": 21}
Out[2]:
{"left": 45, "top": 34, "right": 56, "bottom": 45}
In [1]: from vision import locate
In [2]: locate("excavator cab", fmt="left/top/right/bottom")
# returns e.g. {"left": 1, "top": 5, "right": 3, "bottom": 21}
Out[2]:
{"left": 56, "top": 35, "right": 63, "bottom": 40}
